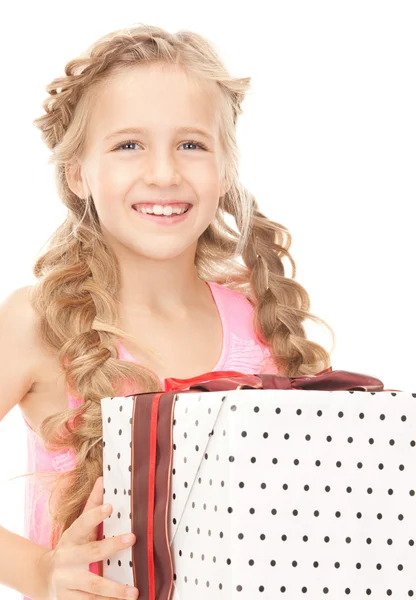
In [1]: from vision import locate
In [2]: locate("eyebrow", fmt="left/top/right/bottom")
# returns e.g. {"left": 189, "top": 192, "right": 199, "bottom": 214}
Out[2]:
{"left": 105, "top": 126, "right": 215, "bottom": 142}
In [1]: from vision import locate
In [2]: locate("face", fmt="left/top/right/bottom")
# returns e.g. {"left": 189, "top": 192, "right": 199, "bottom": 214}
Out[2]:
{"left": 67, "top": 62, "right": 226, "bottom": 262}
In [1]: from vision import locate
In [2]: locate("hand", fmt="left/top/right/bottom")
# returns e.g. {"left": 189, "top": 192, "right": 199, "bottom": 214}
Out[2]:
{"left": 39, "top": 476, "right": 139, "bottom": 599}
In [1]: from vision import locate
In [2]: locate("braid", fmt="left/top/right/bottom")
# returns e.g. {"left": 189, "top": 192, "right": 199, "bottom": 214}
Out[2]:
{"left": 241, "top": 198, "right": 335, "bottom": 376}
{"left": 27, "top": 23, "right": 334, "bottom": 543}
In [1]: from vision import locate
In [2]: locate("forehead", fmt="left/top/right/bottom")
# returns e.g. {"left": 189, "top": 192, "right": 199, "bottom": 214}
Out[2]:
{"left": 86, "top": 63, "right": 221, "bottom": 143}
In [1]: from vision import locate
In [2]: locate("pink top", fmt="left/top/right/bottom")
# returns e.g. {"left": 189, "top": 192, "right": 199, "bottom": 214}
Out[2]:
{"left": 22, "top": 281, "right": 278, "bottom": 594}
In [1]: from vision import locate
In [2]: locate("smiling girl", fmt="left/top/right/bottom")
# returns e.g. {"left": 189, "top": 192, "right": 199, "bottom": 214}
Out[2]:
{"left": 0, "top": 23, "right": 335, "bottom": 599}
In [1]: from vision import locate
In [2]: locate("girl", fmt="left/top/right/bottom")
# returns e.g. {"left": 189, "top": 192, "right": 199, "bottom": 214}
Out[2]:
{"left": 0, "top": 23, "right": 335, "bottom": 600}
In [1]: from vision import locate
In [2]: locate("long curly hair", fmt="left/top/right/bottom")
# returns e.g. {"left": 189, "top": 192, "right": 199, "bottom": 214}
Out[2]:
{"left": 29, "top": 23, "right": 336, "bottom": 546}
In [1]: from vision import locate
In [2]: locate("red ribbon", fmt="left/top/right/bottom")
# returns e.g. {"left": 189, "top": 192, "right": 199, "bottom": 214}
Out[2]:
{"left": 148, "top": 392, "right": 162, "bottom": 600}
{"left": 164, "top": 370, "right": 247, "bottom": 392}
{"left": 164, "top": 366, "right": 333, "bottom": 392}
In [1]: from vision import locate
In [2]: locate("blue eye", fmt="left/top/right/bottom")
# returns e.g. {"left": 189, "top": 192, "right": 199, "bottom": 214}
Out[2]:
{"left": 116, "top": 141, "right": 140, "bottom": 151}
{"left": 114, "top": 140, "right": 208, "bottom": 151}
{"left": 180, "top": 141, "right": 207, "bottom": 151}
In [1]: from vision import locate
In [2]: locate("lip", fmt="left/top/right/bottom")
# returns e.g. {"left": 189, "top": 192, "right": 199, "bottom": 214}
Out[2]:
{"left": 132, "top": 201, "right": 192, "bottom": 208}
{"left": 132, "top": 204, "right": 193, "bottom": 226}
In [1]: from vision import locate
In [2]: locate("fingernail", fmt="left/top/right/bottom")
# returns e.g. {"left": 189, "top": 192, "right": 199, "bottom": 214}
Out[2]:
{"left": 127, "top": 588, "right": 138, "bottom": 598}
{"left": 122, "top": 534, "right": 134, "bottom": 544}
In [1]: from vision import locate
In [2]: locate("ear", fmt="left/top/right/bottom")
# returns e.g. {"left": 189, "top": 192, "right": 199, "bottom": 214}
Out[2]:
{"left": 65, "top": 161, "right": 88, "bottom": 199}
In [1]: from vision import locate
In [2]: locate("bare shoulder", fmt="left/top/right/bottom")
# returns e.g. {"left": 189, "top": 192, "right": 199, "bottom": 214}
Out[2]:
{"left": 0, "top": 285, "right": 42, "bottom": 348}
{"left": 0, "top": 285, "right": 46, "bottom": 421}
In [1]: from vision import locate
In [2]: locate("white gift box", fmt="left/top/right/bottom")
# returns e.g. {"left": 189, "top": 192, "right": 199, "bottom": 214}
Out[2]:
{"left": 101, "top": 387, "right": 416, "bottom": 599}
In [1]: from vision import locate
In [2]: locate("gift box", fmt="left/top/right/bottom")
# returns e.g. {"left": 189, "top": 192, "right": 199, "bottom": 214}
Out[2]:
{"left": 101, "top": 370, "right": 415, "bottom": 599}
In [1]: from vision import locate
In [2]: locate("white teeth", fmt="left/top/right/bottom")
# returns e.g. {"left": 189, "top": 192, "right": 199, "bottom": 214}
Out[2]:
{"left": 138, "top": 204, "right": 189, "bottom": 216}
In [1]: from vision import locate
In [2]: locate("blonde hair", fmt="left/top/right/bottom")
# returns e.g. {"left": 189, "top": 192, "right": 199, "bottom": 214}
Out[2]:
{"left": 29, "top": 23, "right": 336, "bottom": 544}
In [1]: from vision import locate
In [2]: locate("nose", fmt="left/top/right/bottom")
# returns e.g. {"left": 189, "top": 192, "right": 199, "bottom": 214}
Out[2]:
{"left": 142, "top": 149, "right": 182, "bottom": 188}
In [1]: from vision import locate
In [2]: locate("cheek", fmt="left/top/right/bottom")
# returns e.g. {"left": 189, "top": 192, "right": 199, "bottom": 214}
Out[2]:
{"left": 96, "top": 162, "right": 130, "bottom": 197}
{"left": 191, "top": 163, "right": 221, "bottom": 195}
{"left": 91, "top": 165, "right": 132, "bottom": 221}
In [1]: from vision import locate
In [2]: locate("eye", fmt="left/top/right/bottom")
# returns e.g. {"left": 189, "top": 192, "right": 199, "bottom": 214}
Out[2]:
{"left": 115, "top": 141, "right": 140, "bottom": 151}
{"left": 180, "top": 140, "right": 208, "bottom": 151}
{"left": 114, "top": 140, "right": 208, "bottom": 151}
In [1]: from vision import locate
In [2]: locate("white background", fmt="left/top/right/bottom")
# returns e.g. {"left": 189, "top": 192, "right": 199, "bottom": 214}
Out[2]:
{"left": 0, "top": 1, "right": 415, "bottom": 598}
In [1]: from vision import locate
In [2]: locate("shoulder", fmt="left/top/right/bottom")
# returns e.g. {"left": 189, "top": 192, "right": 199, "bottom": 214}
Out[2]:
{"left": 1, "top": 284, "right": 38, "bottom": 321}
{"left": 0, "top": 285, "right": 37, "bottom": 328}
{"left": 0, "top": 286, "right": 45, "bottom": 418}
{"left": 0, "top": 285, "right": 48, "bottom": 368}
{"left": 0, "top": 285, "right": 55, "bottom": 366}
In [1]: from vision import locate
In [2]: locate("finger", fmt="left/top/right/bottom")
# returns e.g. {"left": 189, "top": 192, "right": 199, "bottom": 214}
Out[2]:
{"left": 61, "top": 532, "right": 136, "bottom": 568}
{"left": 66, "top": 592, "right": 135, "bottom": 600}
{"left": 67, "top": 570, "right": 139, "bottom": 599}
{"left": 82, "top": 476, "right": 104, "bottom": 515}
{"left": 66, "top": 594, "right": 129, "bottom": 600}
{"left": 63, "top": 503, "right": 113, "bottom": 547}
{"left": 83, "top": 476, "right": 105, "bottom": 543}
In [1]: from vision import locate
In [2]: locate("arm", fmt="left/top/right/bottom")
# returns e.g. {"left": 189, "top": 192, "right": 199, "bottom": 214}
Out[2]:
{"left": 0, "top": 288, "right": 140, "bottom": 600}
{"left": 0, "top": 287, "right": 49, "bottom": 598}
{"left": 0, "top": 525, "right": 50, "bottom": 600}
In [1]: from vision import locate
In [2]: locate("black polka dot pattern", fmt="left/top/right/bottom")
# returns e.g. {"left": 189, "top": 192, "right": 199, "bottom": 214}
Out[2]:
{"left": 101, "top": 388, "right": 416, "bottom": 596}
{"left": 101, "top": 395, "right": 135, "bottom": 588}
